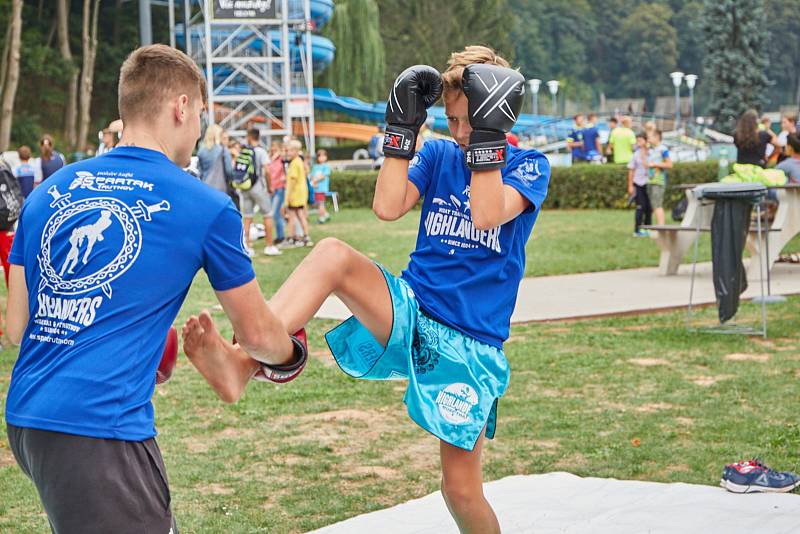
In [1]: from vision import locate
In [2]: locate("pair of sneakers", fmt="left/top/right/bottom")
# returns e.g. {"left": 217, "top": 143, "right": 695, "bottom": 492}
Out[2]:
{"left": 633, "top": 229, "right": 650, "bottom": 238}
{"left": 721, "top": 458, "right": 800, "bottom": 493}
{"left": 245, "top": 245, "right": 282, "bottom": 257}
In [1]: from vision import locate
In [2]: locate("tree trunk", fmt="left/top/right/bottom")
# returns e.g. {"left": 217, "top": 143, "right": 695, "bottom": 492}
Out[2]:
{"left": 0, "top": 0, "right": 23, "bottom": 151}
{"left": 57, "top": 0, "right": 79, "bottom": 150}
{"left": 76, "top": 0, "right": 101, "bottom": 153}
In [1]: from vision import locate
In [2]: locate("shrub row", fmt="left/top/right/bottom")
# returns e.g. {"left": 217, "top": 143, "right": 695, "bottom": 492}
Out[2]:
{"left": 330, "top": 160, "right": 720, "bottom": 210}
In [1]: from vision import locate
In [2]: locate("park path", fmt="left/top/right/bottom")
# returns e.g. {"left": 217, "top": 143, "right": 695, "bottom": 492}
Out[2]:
{"left": 314, "top": 262, "right": 800, "bottom": 323}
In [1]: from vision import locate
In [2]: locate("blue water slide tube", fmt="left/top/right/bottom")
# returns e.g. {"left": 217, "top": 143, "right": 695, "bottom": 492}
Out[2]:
{"left": 312, "top": 88, "right": 575, "bottom": 136}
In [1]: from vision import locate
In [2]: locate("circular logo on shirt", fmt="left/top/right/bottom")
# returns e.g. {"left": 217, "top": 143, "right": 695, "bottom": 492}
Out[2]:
{"left": 37, "top": 185, "right": 171, "bottom": 298}
{"left": 435, "top": 383, "right": 479, "bottom": 425}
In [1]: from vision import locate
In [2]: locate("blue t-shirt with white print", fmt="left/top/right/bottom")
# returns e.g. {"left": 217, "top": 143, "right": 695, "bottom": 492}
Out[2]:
{"left": 402, "top": 139, "right": 550, "bottom": 349}
{"left": 5, "top": 146, "right": 255, "bottom": 441}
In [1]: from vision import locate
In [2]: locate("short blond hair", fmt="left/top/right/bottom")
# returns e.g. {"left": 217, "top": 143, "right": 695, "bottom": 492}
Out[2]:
{"left": 442, "top": 45, "right": 510, "bottom": 99}
{"left": 202, "top": 124, "right": 223, "bottom": 149}
{"left": 118, "top": 44, "right": 207, "bottom": 123}
{"left": 288, "top": 139, "right": 302, "bottom": 151}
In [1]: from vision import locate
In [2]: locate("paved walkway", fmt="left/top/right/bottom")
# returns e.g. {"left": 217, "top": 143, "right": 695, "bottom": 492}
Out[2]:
{"left": 314, "top": 262, "right": 800, "bottom": 323}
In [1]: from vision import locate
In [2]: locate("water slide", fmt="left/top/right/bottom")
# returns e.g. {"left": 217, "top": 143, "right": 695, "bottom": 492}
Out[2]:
{"left": 175, "top": 0, "right": 336, "bottom": 92}
{"left": 313, "top": 88, "right": 577, "bottom": 138}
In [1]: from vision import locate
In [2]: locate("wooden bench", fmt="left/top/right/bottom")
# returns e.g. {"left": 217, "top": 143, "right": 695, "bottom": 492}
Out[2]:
{"left": 642, "top": 223, "right": 780, "bottom": 276}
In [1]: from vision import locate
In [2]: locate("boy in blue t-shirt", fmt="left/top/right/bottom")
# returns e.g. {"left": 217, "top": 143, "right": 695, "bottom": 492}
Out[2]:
{"left": 14, "top": 145, "right": 35, "bottom": 198}
{"left": 184, "top": 46, "right": 549, "bottom": 533}
{"left": 567, "top": 113, "right": 586, "bottom": 163}
{"left": 4, "top": 45, "right": 302, "bottom": 533}
{"left": 310, "top": 148, "right": 332, "bottom": 223}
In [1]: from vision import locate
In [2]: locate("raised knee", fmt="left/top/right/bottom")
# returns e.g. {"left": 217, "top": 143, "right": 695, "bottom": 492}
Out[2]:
{"left": 312, "top": 237, "right": 351, "bottom": 270}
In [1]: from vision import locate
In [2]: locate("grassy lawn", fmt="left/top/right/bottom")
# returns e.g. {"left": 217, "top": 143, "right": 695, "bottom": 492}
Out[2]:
{"left": 1, "top": 208, "right": 799, "bottom": 533}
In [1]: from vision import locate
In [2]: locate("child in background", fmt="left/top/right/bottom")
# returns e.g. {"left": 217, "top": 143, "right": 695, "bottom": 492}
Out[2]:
{"left": 285, "top": 139, "right": 312, "bottom": 247}
{"left": 646, "top": 129, "right": 672, "bottom": 226}
{"left": 310, "top": 149, "right": 331, "bottom": 223}
{"left": 627, "top": 132, "right": 651, "bottom": 236}
{"left": 14, "top": 146, "right": 36, "bottom": 199}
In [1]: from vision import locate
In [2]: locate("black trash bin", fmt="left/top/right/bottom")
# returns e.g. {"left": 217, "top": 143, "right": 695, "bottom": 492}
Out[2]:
{"left": 692, "top": 183, "right": 767, "bottom": 324}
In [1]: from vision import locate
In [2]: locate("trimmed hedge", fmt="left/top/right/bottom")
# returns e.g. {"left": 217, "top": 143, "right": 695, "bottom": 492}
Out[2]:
{"left": 330, "top": 160, "right": 720, "bottom": 210}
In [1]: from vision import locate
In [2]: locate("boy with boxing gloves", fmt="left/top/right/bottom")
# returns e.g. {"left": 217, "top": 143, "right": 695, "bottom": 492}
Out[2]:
{"left": 183, "top": 45, "right": 550, "bottom": 533}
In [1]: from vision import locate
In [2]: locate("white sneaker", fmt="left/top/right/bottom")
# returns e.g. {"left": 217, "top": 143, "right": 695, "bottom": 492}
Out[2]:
{"left": 245, "top": 246, "right": 256, "bottom": 258}
{"left": 263, "top": 245, "right": 282, "bottom": 256}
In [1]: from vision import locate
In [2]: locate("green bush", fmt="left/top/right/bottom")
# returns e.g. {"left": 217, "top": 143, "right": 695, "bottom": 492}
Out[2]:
{"left": 329, "top": 160, "right": 720, "bottom": 210}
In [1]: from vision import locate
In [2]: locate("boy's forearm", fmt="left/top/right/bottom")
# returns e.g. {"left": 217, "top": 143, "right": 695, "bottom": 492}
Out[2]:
{"left": 469, "top": 169, "right": 505, "bottom": 230}
{"left": 373, "top": 158, "right": 410, "bottom": 220}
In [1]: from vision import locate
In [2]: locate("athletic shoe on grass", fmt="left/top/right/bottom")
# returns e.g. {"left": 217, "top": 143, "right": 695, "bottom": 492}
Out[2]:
{"left": 263, "top": 245, "right": 282, "bottom": 256}
{"left": 720, "top": 459, "right": 800, "bottom": 493}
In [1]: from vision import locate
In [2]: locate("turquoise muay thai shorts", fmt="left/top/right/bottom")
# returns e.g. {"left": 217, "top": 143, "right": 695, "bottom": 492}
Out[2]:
{"left": 324, "top": 264, "right": 510, "bottom": 451}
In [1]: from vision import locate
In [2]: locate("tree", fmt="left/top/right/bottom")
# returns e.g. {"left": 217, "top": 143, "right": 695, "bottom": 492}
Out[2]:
{"left": 376, "top": 0, "right": 512, "bottom": 92}
{"left": 76, "top": 0, "right": 101, "bottom": 152}
{"left": 57, "top": 0, "right": 79, "bottom": 150}
{"left": 617, "top": 3, "right": 678, "bottom": 101}
{"left": 765, "top": 0, "right": 800, "bottom": 109}
{"left": 318, "top": 0, "right": 385, "bottom": 102}
{"left": 701, "top": 0, "right": 770, "bottom": 132}
{"left": 0, "top": 0, "right": 22, "bottom": 150}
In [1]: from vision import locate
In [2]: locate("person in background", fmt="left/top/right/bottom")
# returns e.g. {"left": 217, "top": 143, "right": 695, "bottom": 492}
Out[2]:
{"left": 608, "top": 116, "right": 637, "bottom": 165}
{"left": 776, "top": 113, "right": 797, "bottom": 163}
{"left": 776, "top": 133, "right": 800, "bottom": 183}
{"left": 735, "top": 109, "right": 780, "bottom": 168}
{"left": 760, "top": 114, "right": 779, "bottom": 161}
{"left": 14, "top": 146, "right": 36, "bottom": 199}
{"left": 96, "top": 129, "right": 116, "bottom": 156}
{"left": 284, "top": 139, "right": 311, "bottom": 247}
{"left": 266, "top": 141, "right": 287, "bottom": 247}
{"left": 310, "top": 149, "right": 332, "bottom": 224}
{"left": 582, "top": 113, "right": 603, "bottom": 162}
{"left": 37, "top": 134, "right": 65, "bottom": 183}
{"left": 567, "top": 114, "right": 586, "bottom": 164}
{"left": 604, "top": 117, "right": 618, "bottom": 162}
{"left": 627, "top": 132, "right": 651, "bottom": 236}
{"left": 239, "top": 128, "right": 281, "bottom": 257}
{"left": 646, "top": 129, "right": 671, "bottom": 226}
{"left": 196, "top": 124, "right": 233, "bottom": 195}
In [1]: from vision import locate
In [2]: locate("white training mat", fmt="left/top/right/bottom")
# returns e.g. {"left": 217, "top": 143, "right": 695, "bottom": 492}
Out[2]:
{"left": 308, "top": 472, "right": 800, "bottom": 534}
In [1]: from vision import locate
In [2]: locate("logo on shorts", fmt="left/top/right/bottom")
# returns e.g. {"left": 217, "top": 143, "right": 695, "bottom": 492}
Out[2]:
{"left": 435, "top": 383, "right": 478, "bottom": 425}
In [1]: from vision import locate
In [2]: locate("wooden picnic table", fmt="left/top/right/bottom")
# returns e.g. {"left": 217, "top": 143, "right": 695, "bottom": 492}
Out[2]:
{"left": 644, "top": 183, "right": 800, "bottom": 276}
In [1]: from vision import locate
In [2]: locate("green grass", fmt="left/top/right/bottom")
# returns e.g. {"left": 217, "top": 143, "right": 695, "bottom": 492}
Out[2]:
{"left": 1, "top": 208, "right": 799, "bottom": 533}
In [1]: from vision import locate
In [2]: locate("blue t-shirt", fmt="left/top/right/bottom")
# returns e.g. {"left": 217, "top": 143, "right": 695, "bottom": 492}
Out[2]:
{"left": 582, "top": 126, "right": 600, "bottom": 159}
{"left": 567, "top": 128, "right": 585, "bottom": 160}
{"left": 402, "top": 140, "right": 550, "bottom": 349}
{"left": 6, "top": 146, "right": 255, "bottom": 441}
{"left": 310, "top": 162, "right": 331, "bottom": 194}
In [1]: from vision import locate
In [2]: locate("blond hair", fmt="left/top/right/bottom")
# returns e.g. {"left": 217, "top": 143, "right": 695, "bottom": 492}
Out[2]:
{"left": 441, "top": 45, "right": 510, "bottom": 98}
{"left": 288, "top": 139, "right": 302, "bottom": 151}
{"left": 118, "top": 44, "right": 207, "bottom": 124}
{"left": 202, "top": 124, "right": 223, "bottom": 149}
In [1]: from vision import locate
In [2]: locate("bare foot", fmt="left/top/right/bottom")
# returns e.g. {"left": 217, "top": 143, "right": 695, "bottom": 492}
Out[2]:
{"left": 181, "top": 311, "right": 260, "bottom": 403}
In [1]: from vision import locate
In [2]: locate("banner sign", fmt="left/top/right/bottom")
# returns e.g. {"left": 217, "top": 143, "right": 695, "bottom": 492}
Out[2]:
{"left": 211, "top": 0, "right": 277, "bottom": 21}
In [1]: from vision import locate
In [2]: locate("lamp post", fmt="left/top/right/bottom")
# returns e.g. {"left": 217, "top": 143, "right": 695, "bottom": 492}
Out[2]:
{"left": 528, "top": 79, "right": 541, "bottom": 116}
{"left": 546, "top": 80, "right": 559, "bottom": 116}
{"left": 685, "top": 74, "right": 698, "bottom": 124}
{"left": 670, "top": 71, "right": 684, "bottom": 130}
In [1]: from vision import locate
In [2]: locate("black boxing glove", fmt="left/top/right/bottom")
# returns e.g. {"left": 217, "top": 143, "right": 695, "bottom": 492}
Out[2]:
{"left": 462, "top": 64, "right": 525, "bottom": 170}
{"left": 383, "top": 65, "right": 443, "bottom": 160}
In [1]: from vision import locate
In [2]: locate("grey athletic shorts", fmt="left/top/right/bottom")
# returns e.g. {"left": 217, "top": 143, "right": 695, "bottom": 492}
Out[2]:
{"left": 238, "top": 179, "right": 272, "bottom": 217}
{"left": 7, "top": 424, "right": 178, "bottom": 534}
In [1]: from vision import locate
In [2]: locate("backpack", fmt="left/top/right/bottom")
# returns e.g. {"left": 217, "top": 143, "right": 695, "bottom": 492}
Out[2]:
{"left": 230, "top": 145, "right": 258, "bottom": 191}
{"left": 0, "top": 158, "right": 23, "bottom": 231}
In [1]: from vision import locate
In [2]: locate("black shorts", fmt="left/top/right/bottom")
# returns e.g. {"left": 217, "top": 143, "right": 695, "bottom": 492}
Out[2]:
{"left": 7, "top": 424, "right": 178, "bottom": 534}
